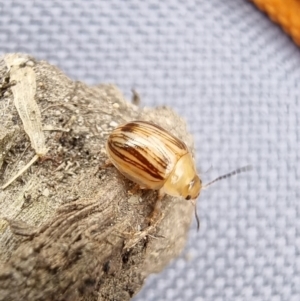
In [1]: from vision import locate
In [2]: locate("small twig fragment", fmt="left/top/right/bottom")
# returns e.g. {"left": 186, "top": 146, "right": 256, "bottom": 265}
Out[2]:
{"left": 1, "top": 154, "right": 39, "bottom": 189}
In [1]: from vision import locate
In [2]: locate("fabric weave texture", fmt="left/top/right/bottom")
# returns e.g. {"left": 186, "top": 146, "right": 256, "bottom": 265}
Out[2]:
{"left": 1, "top": 1, "right": 299, "bottom": 301}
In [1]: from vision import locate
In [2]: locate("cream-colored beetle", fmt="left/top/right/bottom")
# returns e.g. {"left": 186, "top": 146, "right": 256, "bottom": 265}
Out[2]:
{"left": 106, "top": 120, "right": 201, "bottom": 202}
{"left": 106, "top": 120, "right": 251, "bottom": 227}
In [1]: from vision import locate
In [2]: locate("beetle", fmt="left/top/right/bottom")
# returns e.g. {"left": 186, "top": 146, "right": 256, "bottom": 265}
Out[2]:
{"left": 106, "top": 120, "right": 201, "bottom": 199}
{"left": 106, "top": 120, "right": 251, "bottom": 228}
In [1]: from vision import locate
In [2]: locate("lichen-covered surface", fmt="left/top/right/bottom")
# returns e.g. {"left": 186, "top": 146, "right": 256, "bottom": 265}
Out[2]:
{"left": 0, "top": 54, "right": 194, "bottom": 301}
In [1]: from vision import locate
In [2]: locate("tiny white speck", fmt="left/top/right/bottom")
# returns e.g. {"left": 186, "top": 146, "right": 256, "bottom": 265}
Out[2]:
{"left": 42, "top": 188, "right": 50, "bottom": 197}
{"left": 109, "top": 121, "right": 118, "bottom": 127}
{"left": 26, "top": 60, "right": 34, "bottom": 67}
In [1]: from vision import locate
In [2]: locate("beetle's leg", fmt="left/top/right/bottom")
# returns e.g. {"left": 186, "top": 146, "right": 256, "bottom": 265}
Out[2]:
{"left": 99, "top": 159, "right": 113, "bottom": 169}
{"left": 95, "top": 159, "right": 114, "bottom": 175}
{"left": 102, "top": 159, "right": 113, "bottom": 168}
{"left": 147, "top": 190, "right": 165, "bottom": 225}
{"left": 128, "top": 183, "right": 141, "bottom": 195}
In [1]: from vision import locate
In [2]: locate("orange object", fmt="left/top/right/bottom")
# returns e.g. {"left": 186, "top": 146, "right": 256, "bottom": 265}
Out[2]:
{"left": 251, "top": 0, "right": 300, "bottom": 46}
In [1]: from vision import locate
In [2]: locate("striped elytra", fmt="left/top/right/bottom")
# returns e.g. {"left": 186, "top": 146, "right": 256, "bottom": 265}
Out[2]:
{"left": 106, "top": 120, "right": 202, "bottom": 201}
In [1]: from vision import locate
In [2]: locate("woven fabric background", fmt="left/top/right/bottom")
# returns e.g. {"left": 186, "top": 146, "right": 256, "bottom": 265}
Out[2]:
{"left": 1, "top": 1, "right": 300, "bottom": 301}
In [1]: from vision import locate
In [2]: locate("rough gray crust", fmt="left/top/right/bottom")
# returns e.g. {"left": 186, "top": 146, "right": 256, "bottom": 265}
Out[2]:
{"left": 0, "top": 53, "right": 195, "bottom": 301}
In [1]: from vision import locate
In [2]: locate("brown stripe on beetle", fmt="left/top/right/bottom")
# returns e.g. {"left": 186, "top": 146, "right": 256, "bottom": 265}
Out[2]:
{"left": 144, "top": 123, "right": 187, "bottom": 150}
{"left": 111, "top": 138, "right": 166, "bottom": 177}
{"left": 108, "top": 143, "right": 165, "bottom": 181}
{"left": 133, "top": 143, "right": 169, "bottom": 171}
{"left": 118, "top": 121, "right": 187, "bottom": 151}
{"left": 107, "top": 139, "right": 165, "bottom": 180}
{"left": 109, "top": 131, "right": 169, "bottom": 170}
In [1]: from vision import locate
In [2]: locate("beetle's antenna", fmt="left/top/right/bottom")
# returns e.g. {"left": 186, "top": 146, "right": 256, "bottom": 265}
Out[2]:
{"left": 203, "top": 165, "right": 252, "bottom": 189}
{"left": 192, "top": 200, "right": 200, "bottom": 231}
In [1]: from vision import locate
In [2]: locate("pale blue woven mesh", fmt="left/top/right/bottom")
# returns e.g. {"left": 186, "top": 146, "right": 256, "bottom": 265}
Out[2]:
{"left": 1, "top": 1, "right": 300, "bottom": 300}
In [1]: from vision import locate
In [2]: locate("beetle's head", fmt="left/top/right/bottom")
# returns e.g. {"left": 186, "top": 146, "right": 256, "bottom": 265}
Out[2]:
{"left": 183, "top": 175, "right": 202, "bottom": 201}
{"left": 163, "top": 152, "right": 202, "bottom": 201}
